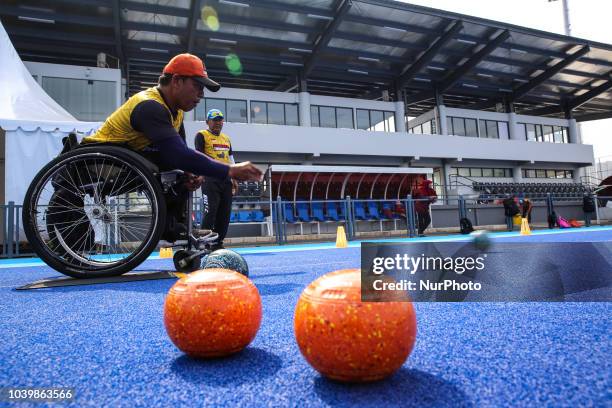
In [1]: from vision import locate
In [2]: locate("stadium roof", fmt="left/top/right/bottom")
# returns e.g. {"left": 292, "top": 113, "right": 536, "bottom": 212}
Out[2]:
{"left": 1, "top": 0, "right": 611, "bottom": 121}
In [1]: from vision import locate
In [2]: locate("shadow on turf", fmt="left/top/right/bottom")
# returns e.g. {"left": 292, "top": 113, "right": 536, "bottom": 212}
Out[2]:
{"left": 313, "top": 367, "right": 472, "bottom": 407}
{"left": 170, "top": 347, "right": 282, "bottom": 387}
{"left": 255, "top": 282, "right": 302, "bottom": 296}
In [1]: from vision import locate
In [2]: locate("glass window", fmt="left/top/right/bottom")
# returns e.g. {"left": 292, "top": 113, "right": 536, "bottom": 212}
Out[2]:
{"left": 337, "top": 107, "right": 354, "bottom": 129}
{"left": 422, "top": 120, "right": 431, "bottom": 135}
{"left": 478, "top": 120, "right": 487, "bottom": 138}
{"left": 371, "top": 110, "right": 385, "bottom": 131}
{"left": 452, "top": 117, "right": 466, "bottom": 136}
{"left": 226, "top": 99, "right": 247, "bottom": 123}
{"left": 267, "top": 102, "right": 285, "bottom": 125}
{"left": 285, "top": 104, "right": 299, "bottom": 126}
{"left": 251, "top": 101, "right": 267, "bottom": 124}
{"left": 556, "top": 170, "right": 565, "bottom": 179}
{"left": 546, "top": 170, "right": 556, "bottom": 178}
{"left": 536, "top": 169, "right": 546, "bottom": 178}
{"left": 553, "top": 126, "right": 563, "bottom": 143}
{"left": 526, "top": 169, "right": 536, "bottom": 178}
{"left": 465, "top": 119, "right": 478, "bottom": 137}
{"left": 535, "top": 125, "right": 543, "bottom": 142}
{"left": 505, "top": 169, "right": 513, "bottom": 177}
{"left": 498, "top": 122, "right": 509, "bottom": 139}
{"left": 310, "top": 106, "right": 319, "bottom": 127}
{"left": 319, "top": 106, "right": 336, "bottom": 128}
{"left": 470, "top": 168, "right": 482, "bottom": 177}
{"left": 384, "top": 111, "right": 395, "bottom": 132}
{"left": 493, "top": 168, "right": 505, "bottom": 177}
{"left": 458, "top": 168, "right": 470, "bottom": 177}
{"left": 357, "top": 109, "right": 369, "bottom": 130}
{"left": 566, "top": 170, "right": 573, "bottom": 178}
{"left": 482, "top": 168, "right": 494, "bottom": 177}
{"left": 487, "top": 120, "right": 499, "bottom": 139}
{"left": 563, "top": 128, "right": 569, "bottom": 143}
{"left": 525, "top": 124, "right": 536, "bottom": 141}
{"left": 206, "top": 98, "right": 225, "bottom": 115}
{"left": 543, "top": 126, "right": 554, "bottom": 143}
{"left": 447, "top": 117, "right": 453, "bottom": 135}
{"left": 42, "top": 77, "right": 116, "bottom": 121}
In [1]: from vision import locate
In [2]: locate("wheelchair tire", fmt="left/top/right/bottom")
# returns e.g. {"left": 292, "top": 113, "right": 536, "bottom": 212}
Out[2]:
{"left": 23, "top": 146, "right": 166, "bottom": 278}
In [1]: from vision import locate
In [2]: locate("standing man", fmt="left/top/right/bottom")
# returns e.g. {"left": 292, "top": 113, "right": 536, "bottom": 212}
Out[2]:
{"left": 582, "top": 192, "right": 595, "bottom": 227}
{"left": 413, "top": 179, "right": 438, "bottom": 237}
{"left": 195, "top": 109, "right": 238, "bottom": 250}
{"left": 502, "top": 194, "right": 520, "bottom": 231}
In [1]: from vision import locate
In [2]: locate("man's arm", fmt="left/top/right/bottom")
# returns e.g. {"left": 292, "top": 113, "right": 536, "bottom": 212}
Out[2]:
{"left": 131, "top": 100, "right": 228, "bottom": 179}
{"left": 194, "top": 131, "right": 204, "bottom": 153}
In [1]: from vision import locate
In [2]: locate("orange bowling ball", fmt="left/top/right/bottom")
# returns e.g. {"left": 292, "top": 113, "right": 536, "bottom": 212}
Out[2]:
{"left": 294, "top": 269, "right": 417, "bottom": 382}
{"left": 164, "top": 268, "right": 262, "bottom": 358}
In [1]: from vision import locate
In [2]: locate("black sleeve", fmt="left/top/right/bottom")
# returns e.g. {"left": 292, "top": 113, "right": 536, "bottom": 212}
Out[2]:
{"left": 178, "top": 122, "right": 186, "bottom": 142}
{"left": 130, "top": 100, "right": 229, "bottom": 179}
{"left": 194, "top": 131, "right": 205, "bottom": 153}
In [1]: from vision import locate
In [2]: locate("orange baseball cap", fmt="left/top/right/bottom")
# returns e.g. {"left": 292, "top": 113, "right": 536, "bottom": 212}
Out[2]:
{"left": 163, "top": 53, "right": 220, "bottom": 92}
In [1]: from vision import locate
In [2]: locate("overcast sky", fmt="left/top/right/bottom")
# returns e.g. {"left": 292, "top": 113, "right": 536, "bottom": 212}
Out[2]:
{"left": 399, "top": 0, "right": 611, "bottom": 161}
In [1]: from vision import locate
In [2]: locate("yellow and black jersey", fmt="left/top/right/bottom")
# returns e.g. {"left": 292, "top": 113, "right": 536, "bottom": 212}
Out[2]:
{"left": 83, "top": 87, "right": 184, "bottom": 150}
{"left": 194, "top": 129, "right": 233, "bottom": 164}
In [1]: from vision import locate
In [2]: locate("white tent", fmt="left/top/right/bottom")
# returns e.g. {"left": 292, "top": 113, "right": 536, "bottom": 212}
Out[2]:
{"left": 0, "top": 21, "right": 100, "bottom": 207}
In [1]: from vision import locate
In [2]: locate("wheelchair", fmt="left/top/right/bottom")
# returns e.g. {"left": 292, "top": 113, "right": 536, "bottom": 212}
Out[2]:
{"left": 22, "top": 139, "right": 218, "bottom": 279}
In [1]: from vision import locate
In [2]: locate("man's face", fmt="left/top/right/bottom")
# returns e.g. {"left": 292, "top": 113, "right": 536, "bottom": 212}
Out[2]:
{"left": 207, "top": 117, "right": 224, "bottom": 133}
{"left": 173, "top": 77, "right": 204, "bottom": 111}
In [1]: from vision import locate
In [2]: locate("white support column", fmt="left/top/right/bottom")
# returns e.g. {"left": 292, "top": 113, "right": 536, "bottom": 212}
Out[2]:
{"left": 394, "top": 101, "right": 406, "bottom": 132}
{"left": 299, "top": 92, "right": 311, "bottom": 127}
{"left": 513, "top": 164, "right": 523, "bottom": 182}
{"left": 568, "top": 118, "right": 579, "bottom": 144}
{"left": 438, "top": 104, "right": 448, "bottom": 135}
{"left": 508, "top": 112, "right": 520, "bottom": 141}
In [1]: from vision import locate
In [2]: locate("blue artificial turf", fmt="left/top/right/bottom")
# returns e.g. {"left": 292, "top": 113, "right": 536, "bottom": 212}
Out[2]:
{"left": 0, "top": 229, "right": 610, "bottom": 407}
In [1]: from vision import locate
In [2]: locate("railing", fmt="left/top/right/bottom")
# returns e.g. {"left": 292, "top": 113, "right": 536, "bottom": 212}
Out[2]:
{"left": 5, "top": 193, "right": 606, "bottom": 258}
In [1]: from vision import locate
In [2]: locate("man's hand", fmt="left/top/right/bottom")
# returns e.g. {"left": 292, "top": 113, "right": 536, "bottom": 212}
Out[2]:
{"left": 228, "top": 161, "right": 263, "bottom": 181}
{"left": 184, "top": 173, "right": 204, "bottom": 191}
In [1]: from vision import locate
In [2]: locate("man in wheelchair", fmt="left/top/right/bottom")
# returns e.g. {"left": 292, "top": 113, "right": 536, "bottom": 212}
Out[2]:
{"left": 76, "top": 53, "right": 262, "bottom": 243}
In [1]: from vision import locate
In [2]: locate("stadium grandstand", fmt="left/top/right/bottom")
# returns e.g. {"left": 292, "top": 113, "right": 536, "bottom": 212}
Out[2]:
{"left": 1, "top": 0, "right": 611, "bottom": 244}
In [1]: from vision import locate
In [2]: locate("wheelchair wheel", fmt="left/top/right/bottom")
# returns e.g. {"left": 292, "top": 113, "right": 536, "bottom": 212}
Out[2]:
{"left": 23, "top": 146, "right": 166, "bottom": 278}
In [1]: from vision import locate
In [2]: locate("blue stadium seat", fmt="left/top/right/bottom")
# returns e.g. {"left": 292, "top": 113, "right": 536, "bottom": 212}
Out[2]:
{"left": 354, "top": 202, "right": 369, "bottom": 220}
{"left": 297, "top": 203, "right": 311, "bottom": 222}
{"left": 238, "top": 211, "right": 251, "bottom": 223}
{"left": 252, "top": 209, "right": 264, "bottom": 222}
{"left": 284, "top": 203, "right": 296, "bottom": 223}
{"left": 230, "top": 211, "right": 239, "bottom": 223}
{"left": 325, "top": 202, "right": 340, "bottom": 221}
{"left": 367, "top": 202, "right": 381, "bottom": 220}
{"left": 312, "top": 202, "right": 326, "bottom": 221}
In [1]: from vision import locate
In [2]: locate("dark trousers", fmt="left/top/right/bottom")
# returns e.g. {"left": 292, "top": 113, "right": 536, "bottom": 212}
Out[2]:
{"left": 506, "top": 215, "right": 514, "bottom": 231}
{"left": 201, "top": 178, "right": 233, "bottom": 243}
{"left": 584, "top": 212, "right": 593, "bottom": 227}
{"left": 417, "top": 211, "right": 431, "bottom": 235}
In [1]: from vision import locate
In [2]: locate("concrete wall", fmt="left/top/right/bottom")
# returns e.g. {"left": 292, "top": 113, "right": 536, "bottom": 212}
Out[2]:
{"left": 183, "top": 121, "right": 594, "bottom": 167}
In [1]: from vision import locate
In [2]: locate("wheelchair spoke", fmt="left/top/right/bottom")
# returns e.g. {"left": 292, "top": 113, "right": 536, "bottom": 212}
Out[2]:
{"left": 27, "top": 150, "right": 164, "bottom": 274}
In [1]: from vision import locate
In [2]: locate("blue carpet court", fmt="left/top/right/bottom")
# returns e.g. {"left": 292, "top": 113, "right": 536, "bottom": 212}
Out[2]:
{"left": 0, "top": 227, "right": 610, "bottom": 407}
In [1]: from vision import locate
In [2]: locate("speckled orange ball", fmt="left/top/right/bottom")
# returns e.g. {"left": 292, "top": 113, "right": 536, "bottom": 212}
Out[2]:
{"left": 164, "top": 268, "right": 262, "bottom": 358}
{"left": 294, "top": 269, "right": 417, "bottom": 382}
